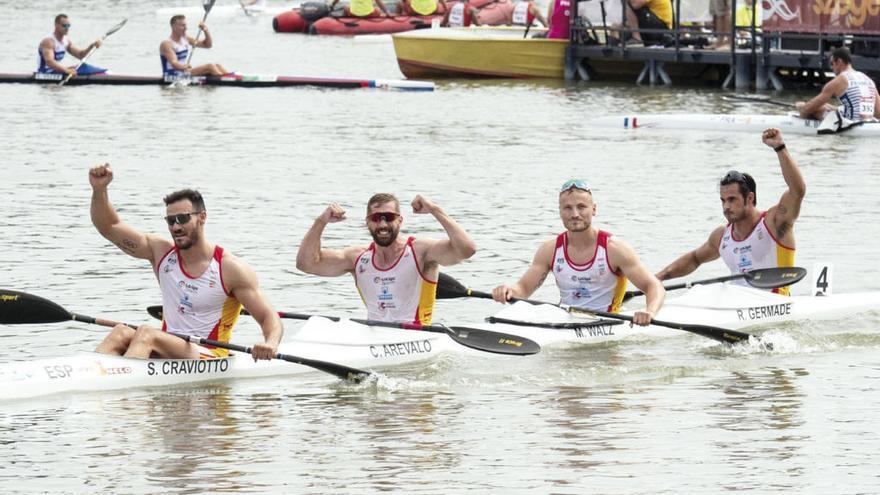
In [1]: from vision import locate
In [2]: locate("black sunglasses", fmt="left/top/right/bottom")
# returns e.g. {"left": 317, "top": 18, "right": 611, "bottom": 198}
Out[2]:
{"left": 165, "top": 211, "right": 202, "bottom": 226}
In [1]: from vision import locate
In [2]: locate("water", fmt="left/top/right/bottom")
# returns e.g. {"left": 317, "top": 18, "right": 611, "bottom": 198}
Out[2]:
{"left": 2, "top": 1, "right": 880, "bottom": 493}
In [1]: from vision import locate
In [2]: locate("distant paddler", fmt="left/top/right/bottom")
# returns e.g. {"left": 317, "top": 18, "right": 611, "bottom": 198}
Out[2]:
{"left": 656, "top": 129, "right": 806, "bottom": 295}
{"left": 491, "top": 179, "right": 665, "bottom": 326}
{"left": 296, "top": 194, "right": 477, "bottom": 325}
{"left": 400, "top": 0, "right": 447, "bottom": 16}
{"left": 796, "top": 47, "right": 880, "bottom": 126}
{"left": 38, "top": 14, "right": 106, "bottom": 78}
{"left": 160, "top": 15, "right": 228, "bottom": 78}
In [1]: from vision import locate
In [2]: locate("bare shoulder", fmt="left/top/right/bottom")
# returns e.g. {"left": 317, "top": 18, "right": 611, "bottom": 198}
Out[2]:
{"left": 146, "top": 234, "right": 174, "bottom": 262}
{"left": 218, "top": 250, "right": 259, "bottom": 290}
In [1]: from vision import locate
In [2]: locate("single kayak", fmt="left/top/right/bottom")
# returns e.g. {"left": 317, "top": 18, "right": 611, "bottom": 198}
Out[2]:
{"left": 590, "top": 113, "right": 880, "bottom": 136}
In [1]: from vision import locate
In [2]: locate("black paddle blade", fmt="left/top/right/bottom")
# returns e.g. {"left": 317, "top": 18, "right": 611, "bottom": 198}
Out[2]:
{"left": 0, "top": 289, "right": 72, "bottom": 324}
{"left": 745, "top": 267, "right": 807, "bottom": 289}
{"left": 436, "top": 272, "right": 470, "bottom": 299}
{"left": 665, "top": 320, "right": 757, "bottom": 346}
{"left": 147, "top": 305, "right": 163, "bottom": 320}
{"left": 443, "top": 325, "right": 540, "bottom": 355}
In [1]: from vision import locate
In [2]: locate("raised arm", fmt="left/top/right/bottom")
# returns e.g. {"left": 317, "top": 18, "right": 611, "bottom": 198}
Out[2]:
{"left": 492, "top": 238, "right": 554, "bottom": 302}
{"left": 608, "top": 238, "right": 665, "bottom": 325}
{"left": 68, "top": 38, "right": 101, "bottom": 60}
{"left": 295, "top": 203, "right": 361, "bottom": 276}
{"left": 89, "top": 163, "right": 166, "bottom": 264}
{"left": 222, "top": 255, "right": 283, "bottom": 361}
{"left": 412, "top": 195, "right": 477, "bottom": 267}
{"left": 762, "top": 128, "right": 805, "bottom": 242}
{"left": 191, "top": 22, "right": 213, "bottom": 48}
{"left": 655, "top": 226, "right": 724, "bottom": 281}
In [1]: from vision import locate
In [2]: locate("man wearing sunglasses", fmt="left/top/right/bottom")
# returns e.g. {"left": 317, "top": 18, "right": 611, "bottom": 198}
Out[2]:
{"left": 160, "top": 15, "right": 229, "bottom": 78}
{"left": 88, "top": 163, "right": 283, "bottom": 360}
{"left": 655, "top": 128, "right": 805, "bottom": 295}
{"left": 296, "top": 194, "right": 476, "bottom": 324}
{"left": 492, "top": 179, "right": 665, "bottom": 326}
{"left": 38, "top": 14, "right": 106, "bottom": 77}
{"left": 796, "top": 47, "right": 879, "bottom": 126}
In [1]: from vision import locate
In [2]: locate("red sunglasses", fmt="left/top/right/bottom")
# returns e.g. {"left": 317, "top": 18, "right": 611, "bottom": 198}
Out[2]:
{"left": 367, "top": 212, "right": 400, "bottom": 223}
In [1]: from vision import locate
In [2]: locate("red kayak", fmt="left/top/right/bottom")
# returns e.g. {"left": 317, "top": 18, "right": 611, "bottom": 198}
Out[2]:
{"left": 274, "top": 0, "right": 494, "bottom": 35}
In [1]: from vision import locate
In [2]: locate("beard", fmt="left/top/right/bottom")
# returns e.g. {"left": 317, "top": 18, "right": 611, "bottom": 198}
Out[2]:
{"left": 564, "top": 219, "right": 589, "bottom": 233}
{"left": 173, "top": 228, "right": 199, "bottom": 250}
{"left": 370, "top": 225, "right": 399, "bottom": 247}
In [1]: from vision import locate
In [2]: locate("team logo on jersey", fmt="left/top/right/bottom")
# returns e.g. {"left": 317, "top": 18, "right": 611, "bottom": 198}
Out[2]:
{"left": 374, "top": 276, "right": 381, "bottom": 284}
{"left": 169, "top": 257, "right": 177, "bottom": 265}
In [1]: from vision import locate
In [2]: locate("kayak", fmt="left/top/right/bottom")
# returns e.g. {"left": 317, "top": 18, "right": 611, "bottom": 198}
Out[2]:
{"left": 472, "top": 284, "right": 880, "bottom": 347}
{"left": 590, "top": 113, "right": 880, "bottom": 136}
{"left": 0, "top": 72, "right": 434, "bottom": 91}
{"left": 0, "top": 316, "right": 468, "bottom": 401}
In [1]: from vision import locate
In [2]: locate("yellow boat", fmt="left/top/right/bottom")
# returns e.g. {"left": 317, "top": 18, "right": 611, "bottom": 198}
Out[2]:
{"left": 392, "top": 27, "right": 568, "bottom": 79}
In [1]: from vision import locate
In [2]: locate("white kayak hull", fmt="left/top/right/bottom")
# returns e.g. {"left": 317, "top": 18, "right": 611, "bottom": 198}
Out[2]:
{"left": 0, "top": 316, "right": 465, "bottom": 401}
{"left": 591, "top": 114, "right": 880, "bottom": 136}
{"left": 475, "top": 284, "right": 880, "bottom": 347}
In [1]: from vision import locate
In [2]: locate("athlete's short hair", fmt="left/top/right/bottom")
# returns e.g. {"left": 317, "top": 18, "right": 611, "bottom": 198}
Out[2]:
{"left": 164, "top": 189, "right": 206, "bottom": 211}
{"left": 720, "top": 170, "right": 757, "bottom": 205}
{"left": 831, "top": 47, "right": 852, "bottom": 65}
{"left": 55, "top": 14, "right": 68, "bottom": 24}
{"left": 366, "top": 193, "right": 400, "bottom": 215}
{"left": 170, "top": 15, "right": 186, "bottom": 26}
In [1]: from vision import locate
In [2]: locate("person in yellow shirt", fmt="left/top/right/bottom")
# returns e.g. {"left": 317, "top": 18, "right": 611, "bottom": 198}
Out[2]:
{"left": 329, "top": 0, "right": 393, "bottom": 17}
{"left": 401, "top": 0, "right": 447, "bottom": 16}
{"left": 612, "top": 0, "right": 672, "bottom": 46}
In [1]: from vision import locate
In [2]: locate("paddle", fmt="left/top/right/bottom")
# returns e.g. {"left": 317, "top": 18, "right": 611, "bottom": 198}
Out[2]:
{"left": 146, "top": 305, "right": 540, "bottom": 355}
{"left": 0, "top": 289, "right": 370, "bottom": 383}
{"left": 433, "top": 274, "right": 759, "bottom": 345}
{"left": 723, "top": 94, "right": 793, "bottom": 109}
{"left": 622, "top": 266, "right": 806, "bottom": 302}
{"left": 59, "top": 18, "right": 128, "bottom": 86}
{"left": 185, "top": 0, "right": 218, "bottom": 66}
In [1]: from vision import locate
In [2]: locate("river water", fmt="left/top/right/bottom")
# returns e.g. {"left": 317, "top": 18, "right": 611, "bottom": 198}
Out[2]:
{"left": 2, "top": 1, "right": 880, "bottom": 493}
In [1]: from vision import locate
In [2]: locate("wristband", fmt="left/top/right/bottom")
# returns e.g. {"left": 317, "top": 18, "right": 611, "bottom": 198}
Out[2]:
{"left": 774, "top": 144, "right": 786, "bottom": 153}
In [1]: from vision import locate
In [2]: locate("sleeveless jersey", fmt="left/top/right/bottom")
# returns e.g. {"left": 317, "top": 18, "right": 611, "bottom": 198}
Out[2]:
{"left": 511, "top": 2, "right": 532, "bottom": 25}
{"left": 839, "top": 69, "right": 877, "bottom": 122}
{"left": 718, "top": 212, "right": 796, "bottom": 295}
{"left": 161, "top": 37, "right": 191, "bottom": 76}
{"left": 409, "top": 0, "right": 438, "bottom": 15}
{"left": 157, "top": 245, "right": 242, "bottom": 357}
{"left": 37, "top": 34, "right": 69, "bottom": 73}
{"left": 547, "top": 0, "right": 571, "bottom": 39}
{"left": 354, "top": 237, "right": 437, "bottom": 324}
{"left": 552, "top": 231, "right": 627, "bottom": 312}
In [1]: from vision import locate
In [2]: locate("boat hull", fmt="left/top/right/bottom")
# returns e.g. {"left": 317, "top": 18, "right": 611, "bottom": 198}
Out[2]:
{"left": 591, "top": 113, "right": 880, "bottom": 136}
{"left": 0, "top": 72, "right": 434, "bottom": 91}
{"left": 392, "top": 30, "right": 567, "bottom": 78}
{"left": 474, "top": 284, "right": 880, "bottom": 347}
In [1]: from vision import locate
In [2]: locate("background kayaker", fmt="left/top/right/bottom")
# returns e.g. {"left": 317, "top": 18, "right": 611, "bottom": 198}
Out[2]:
{"left": 470, "top": 0, "right": 547, "bottom": 27}
{"left": 296, "top": 194, "right": 477, "bottom": 325}
{"left": 796, "top": 47, "right": 880, "bottom": 124}
{"left": 492, "top": 179, "right": 665, "bottom": 326}
{"left": 160, "top": 15, "right": 228, "bottom": 77}
{"left": 37, "top": 14, "right": 105, "bottom": 78}
{"left": 655, "top": 128, "right": 806, "bottom": 295}
{"left": 88, "top": 163, "right": 283, "bottom": 360}
{"left": 400, "top": 0, "right": 447, "bottom": 16}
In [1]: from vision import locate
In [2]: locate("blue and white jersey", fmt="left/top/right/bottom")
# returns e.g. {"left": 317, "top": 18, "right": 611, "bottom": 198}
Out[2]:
{"left": 839, "top": 69, "right": 877, "bottom": 122}
{"left": 36, "top": 34, "right": 69, "bottom": 73}
{"left": 161, "top": 37, "right": 191, "bottom": 76}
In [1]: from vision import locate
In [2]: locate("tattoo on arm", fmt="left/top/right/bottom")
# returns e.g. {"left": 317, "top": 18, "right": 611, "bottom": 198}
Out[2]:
{"left": 118, "top": 238, "right": 138, "bottom": 254}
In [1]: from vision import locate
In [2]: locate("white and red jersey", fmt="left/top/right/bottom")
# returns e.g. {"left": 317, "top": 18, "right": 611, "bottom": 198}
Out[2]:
{"left": 156, "top": 245, "right": 242, "bottom": 356}
{"left": 552, "top": 230, "right": 627, "bottom": 312}
{"left": 354, "top": 236, "right": 437, "bottom": 324}
{"left": 446, "top": 2, "right": 472, "bottom": 27}
{"left": 718, "top": 212, "right": 796, "bottom": 295}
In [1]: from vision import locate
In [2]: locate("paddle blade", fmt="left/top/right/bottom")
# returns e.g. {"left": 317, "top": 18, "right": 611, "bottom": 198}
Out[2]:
{"left": 105, "top": 18, "right": 128, "bottom": 37}
{"left": 0, "top": 290, "right": 72, "bottom": 324}
{"left": 204, "top": 0, "right": 218, "bottom": 12}
{"left": 436, "top": 272, "right": 471, "bottom": 299}
{"left": 444, "top": 325, "right": 540, "bottom": 355}
{"left": 744, "top": 267, "right": 806, "bottom": 289}
{"left": 147, "top": 305, "right": 163, "bottom": 320}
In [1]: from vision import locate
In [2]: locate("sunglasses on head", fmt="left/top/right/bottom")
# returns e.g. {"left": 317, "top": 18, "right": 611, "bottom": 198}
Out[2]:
{"left": 165, "top": 211, "right": 201, "bottom": 226}
{"left": 560, "top": 179, "right": 591, "bottom": 193}
{"left": 721, "top": 170, "right": 752, "bottom": 191}
{"left": 368, "top": 212, "right": 400, "bottom": 223}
